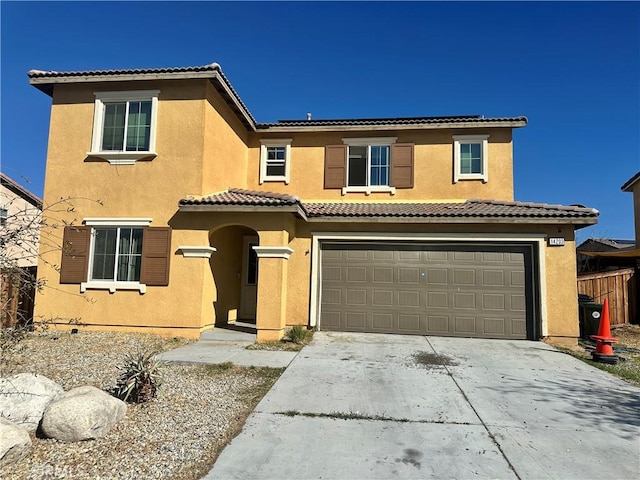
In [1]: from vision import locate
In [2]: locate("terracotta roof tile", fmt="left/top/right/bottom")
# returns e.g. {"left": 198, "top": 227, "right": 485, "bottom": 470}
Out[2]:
{"left": 257, "top": 116, "right": 527, "bottom": 128}
{"left": 179, "top": 188, "right": 598, "bottom": 223}
{"left": 304, "top": 199, "right": 598, "bottom": 219}
{"left": 180, "top": 188, "right": 300, "bottom": 207}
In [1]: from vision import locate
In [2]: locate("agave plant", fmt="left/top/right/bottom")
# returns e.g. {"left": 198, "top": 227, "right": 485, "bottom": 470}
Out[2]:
{"left": 113, "top": 351, "right": 163, "bottom": 403}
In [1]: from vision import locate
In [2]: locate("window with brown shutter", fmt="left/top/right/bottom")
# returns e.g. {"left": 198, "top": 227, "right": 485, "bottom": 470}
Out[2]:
{"left": 324, "top": 145, "right": 347, "bottom": 189}
{"left": 60, "top": 226, "right": 91, "bottom": 284}
{"left": 140, "top": 227, "right": 171, "bottom": 286}
{"left": 390, "top": 143, "right": 414, "bottom": 188}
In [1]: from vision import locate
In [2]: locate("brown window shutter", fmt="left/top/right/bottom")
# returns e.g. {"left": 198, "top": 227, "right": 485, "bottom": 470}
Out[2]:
{"left": 140, "top": 227, "right": 171, "bottom": 286}
{"left": 390, "top": 143, "right": 414, "bottom": 188}
{"left": 60, "top": 226, "right": 91, "bottom": 284}
{"left": 324, "top": 145, "right": 347, "bottom": 189}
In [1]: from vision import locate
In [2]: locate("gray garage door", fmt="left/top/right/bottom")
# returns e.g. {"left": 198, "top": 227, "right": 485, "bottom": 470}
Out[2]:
{"left": 320, "top": 243, "right": 532, "bottom": 339}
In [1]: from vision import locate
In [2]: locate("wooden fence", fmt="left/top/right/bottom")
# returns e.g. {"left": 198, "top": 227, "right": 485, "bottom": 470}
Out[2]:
{"left": 1, "top": 267, "right": 37, "bottom": 328}
{"left": 577, "top": 267, "right": 638, "bottom": 325}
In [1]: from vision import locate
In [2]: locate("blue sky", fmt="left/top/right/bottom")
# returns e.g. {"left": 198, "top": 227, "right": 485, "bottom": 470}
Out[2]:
{"left": 1, "top": 1, "right": 638, "bottom": 243}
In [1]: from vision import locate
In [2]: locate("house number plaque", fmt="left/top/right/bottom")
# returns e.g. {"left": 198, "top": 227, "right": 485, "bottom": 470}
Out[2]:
{"left": 548, "top": 237, "right": 565, "bottom": 247}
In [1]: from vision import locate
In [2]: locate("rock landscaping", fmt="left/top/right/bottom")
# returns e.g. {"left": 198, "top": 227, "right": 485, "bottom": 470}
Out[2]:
{"left": 0, "top": 330, "right": 283, "bottom": 479}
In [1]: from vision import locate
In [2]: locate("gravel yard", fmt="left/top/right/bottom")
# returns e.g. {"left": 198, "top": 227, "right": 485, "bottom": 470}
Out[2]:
{"left": 1, "top": 331, "right": 283, "bottom": 479}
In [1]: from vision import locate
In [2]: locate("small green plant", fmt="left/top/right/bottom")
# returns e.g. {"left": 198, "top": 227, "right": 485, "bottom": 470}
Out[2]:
{"left": 113, "top": 351, "right": 163, "bottom": 403}
{"left": 285, "top": 325, "right": 311, "bottom": 344}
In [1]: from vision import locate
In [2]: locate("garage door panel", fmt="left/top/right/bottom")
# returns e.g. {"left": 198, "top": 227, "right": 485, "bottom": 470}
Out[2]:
{"left": 344, "top": 312, "right": 366, "bottom": 329}
{"left": 454, "top": 316, "right": 476, "bottom": 334}
{"left": 373, "top": 267, "right": 394, "bottom": 283}
{"left": 427, "top": 291, "right": 448, "bottom": 308}
{"left": 320, "top": 243, "right": 531, "bottom": 339}
{"left": 372, "top": 290, "right": 394, "bottom": 307}
{"left": 398, "top": 314, "right": 421, "bottom": 332}
{"left": 483, "top": 317, "right": 506, "bottom": 335}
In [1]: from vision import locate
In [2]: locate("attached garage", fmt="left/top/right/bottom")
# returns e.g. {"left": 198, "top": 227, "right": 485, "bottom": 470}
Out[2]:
{"left": 318, "top": 242, "right": 538, "bottom": 339}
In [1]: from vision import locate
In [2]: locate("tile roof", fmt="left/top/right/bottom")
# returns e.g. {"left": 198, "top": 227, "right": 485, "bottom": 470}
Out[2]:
{"left": 303, "top": 199, "right": 598, "bottom": 219}
{"left": 179, "top": 189, "right": 598, "bottom": 224}
{"left": 179, "top": 188, "right": 300, "bottom": 207}
{"left": 28, "top": 63, "right": 258, "bottom": 129}
{"left": 28, "top": 62, "right": 526, "bottom": 132}
{"left": 27, "top": 63, "right": 220, "bottom": 78}
{"left": 257, "top": 116, "right": 528, "bottom": 128}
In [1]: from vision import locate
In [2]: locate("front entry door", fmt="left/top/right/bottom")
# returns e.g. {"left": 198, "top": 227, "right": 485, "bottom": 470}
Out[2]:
{"left": 239, "top": 236, "right": 258, "bottom": 320}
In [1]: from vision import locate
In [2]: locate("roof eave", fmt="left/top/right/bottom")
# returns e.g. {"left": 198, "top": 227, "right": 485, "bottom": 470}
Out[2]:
{"left": 257, "top": 120, "right": 527, "bottom": 133}
{"left": 621, "top": 171, "right": 640, "bottom": 192}
{"left": 28, "top": 69, "right": 258, "bottom": 131}
{"left": 305, "top": 216, "right": 598, "bottom": 226}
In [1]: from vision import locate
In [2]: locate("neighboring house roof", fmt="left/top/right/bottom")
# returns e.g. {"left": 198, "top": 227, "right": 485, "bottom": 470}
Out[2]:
{"left": 0, "top": 173, "right": 43, "bottom": 209}
{"left": 28, "top": 62, "right": 527, "bottom": 133}
{"left": 577, "top": 238, "right": 636, "bottom": 254}
{"left": 621, "top": 171, "right": 640, "bottom": 192}
{"left": 179, "top": 188, "right": 598, "bottom": 226}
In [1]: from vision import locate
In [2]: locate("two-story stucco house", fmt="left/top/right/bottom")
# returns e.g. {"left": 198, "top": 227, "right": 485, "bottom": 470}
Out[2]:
{"left": 28, "top": 62, "right": 597, "bottom": 343}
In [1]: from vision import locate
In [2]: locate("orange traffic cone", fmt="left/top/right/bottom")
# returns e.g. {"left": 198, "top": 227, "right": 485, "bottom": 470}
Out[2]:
{"left": 590, "top": 297, "right": 618, "bottom": 364}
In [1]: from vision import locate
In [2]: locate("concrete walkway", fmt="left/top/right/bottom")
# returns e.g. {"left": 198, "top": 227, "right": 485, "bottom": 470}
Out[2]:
{"left": 205, "top": 332, "right": 640, "bottom": 480}
{"left": 157, "top": 326, "right": 298, "bottom": 368}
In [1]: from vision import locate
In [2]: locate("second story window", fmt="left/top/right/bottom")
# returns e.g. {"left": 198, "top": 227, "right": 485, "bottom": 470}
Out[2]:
{"left": 89, "top": 90, "right": 160, "bottom": 165}
{"left": 453, "top": 134, "right": 489, "bottom": 183}
{"left": 260, "top": 139, "right": 292, "bottom": 184}
{"left": 324, "top": 138, "right": 414, "bottom": 194}
{"left": 348, "top": 145, "right": 391, "bottom": 187}
{"left": 0, "top": 207, "right": 7, "bottom": 227}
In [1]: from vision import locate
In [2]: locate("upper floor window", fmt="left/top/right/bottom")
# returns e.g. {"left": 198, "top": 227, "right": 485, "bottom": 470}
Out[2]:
{"left": 324, "top": 139, "right": 414, "bottom": 194}
{"left": 89, "top": 90, "right": 160, "bottom": 165}
{"left": 260, "top": 139, "right": 292, "bottom": 184}
{"left": 0, "top": 208, "right": 7, "bottom": 227}
{"left": 453, "top": 134, "right": 489, "bottom": 183}
{"left": 343, "top": 137, "right": 398, "bottom": 194}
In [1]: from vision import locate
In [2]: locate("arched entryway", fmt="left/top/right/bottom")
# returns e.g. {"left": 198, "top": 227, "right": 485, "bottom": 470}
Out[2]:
{"left": 209, "top": 224, "right": 259, "bottom": 326}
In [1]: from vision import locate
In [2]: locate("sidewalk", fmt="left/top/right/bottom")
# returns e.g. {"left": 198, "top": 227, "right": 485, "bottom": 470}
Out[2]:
{"left": 157, "top": 326, "right": 298, "bottom": 368}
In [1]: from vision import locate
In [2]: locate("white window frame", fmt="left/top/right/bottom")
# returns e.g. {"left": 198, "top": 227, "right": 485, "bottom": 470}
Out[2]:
{"left": 453, "top": 134, "right": 489, "bottom": 183}
{"left": 80, "top": 218, "right": 152, "bottom": 294}
{"left": 88, "top": 90, "right": 160, "bottom": 165}
{"left": 260, "top": 139, "right": 292, "bottom": 184}
{"left": 341, "top": 137, "right": 397, "bottom": 195}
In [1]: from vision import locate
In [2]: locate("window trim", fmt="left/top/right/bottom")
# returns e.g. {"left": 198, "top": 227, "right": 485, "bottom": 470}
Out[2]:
{"left": 341, "top": 137, "right": 397, "bottom": 195}
{"left": 88, "top": 90, "right": 160, "bottom": 165}
{"left": 260, "top": 139, "right": 292, "bottom": 184}
{"left": 453, "top": 134, "right": 489, "bottom": 183}
{"left": 81, "top": 218, "right": 153, "bottom": 293}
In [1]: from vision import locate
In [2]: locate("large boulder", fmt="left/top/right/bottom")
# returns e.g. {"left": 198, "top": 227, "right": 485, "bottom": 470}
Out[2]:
{"left": 41, "top": 386, "right": 126, "bottom": 442}
{"left": 0, "top": 373, "right": 64, "bottom": 432}
{"left": 0, "top": 417, "right": 32, "bottom": 465}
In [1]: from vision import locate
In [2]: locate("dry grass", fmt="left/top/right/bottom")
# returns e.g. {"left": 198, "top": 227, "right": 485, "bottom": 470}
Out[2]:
{"left": 552, "top": 324, "right": 640, "bottom": 386}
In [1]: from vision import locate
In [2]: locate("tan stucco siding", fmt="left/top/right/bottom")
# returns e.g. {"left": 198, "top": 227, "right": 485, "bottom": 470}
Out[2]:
{"left": 33, "top": 80, "right": 223, "bottom": 338}
{"left": 202, "top": 82, "right": 250, "bottom": 194}
{"left": 246, "top": 128, "right": 514, "bottom": 202}
{"left": 542, "top": 228, "right": 579, "bottom": 340}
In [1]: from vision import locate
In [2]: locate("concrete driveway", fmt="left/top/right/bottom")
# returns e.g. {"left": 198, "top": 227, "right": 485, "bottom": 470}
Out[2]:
{"left": 205, "top": 332, "right": 640, "bottom": 479}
